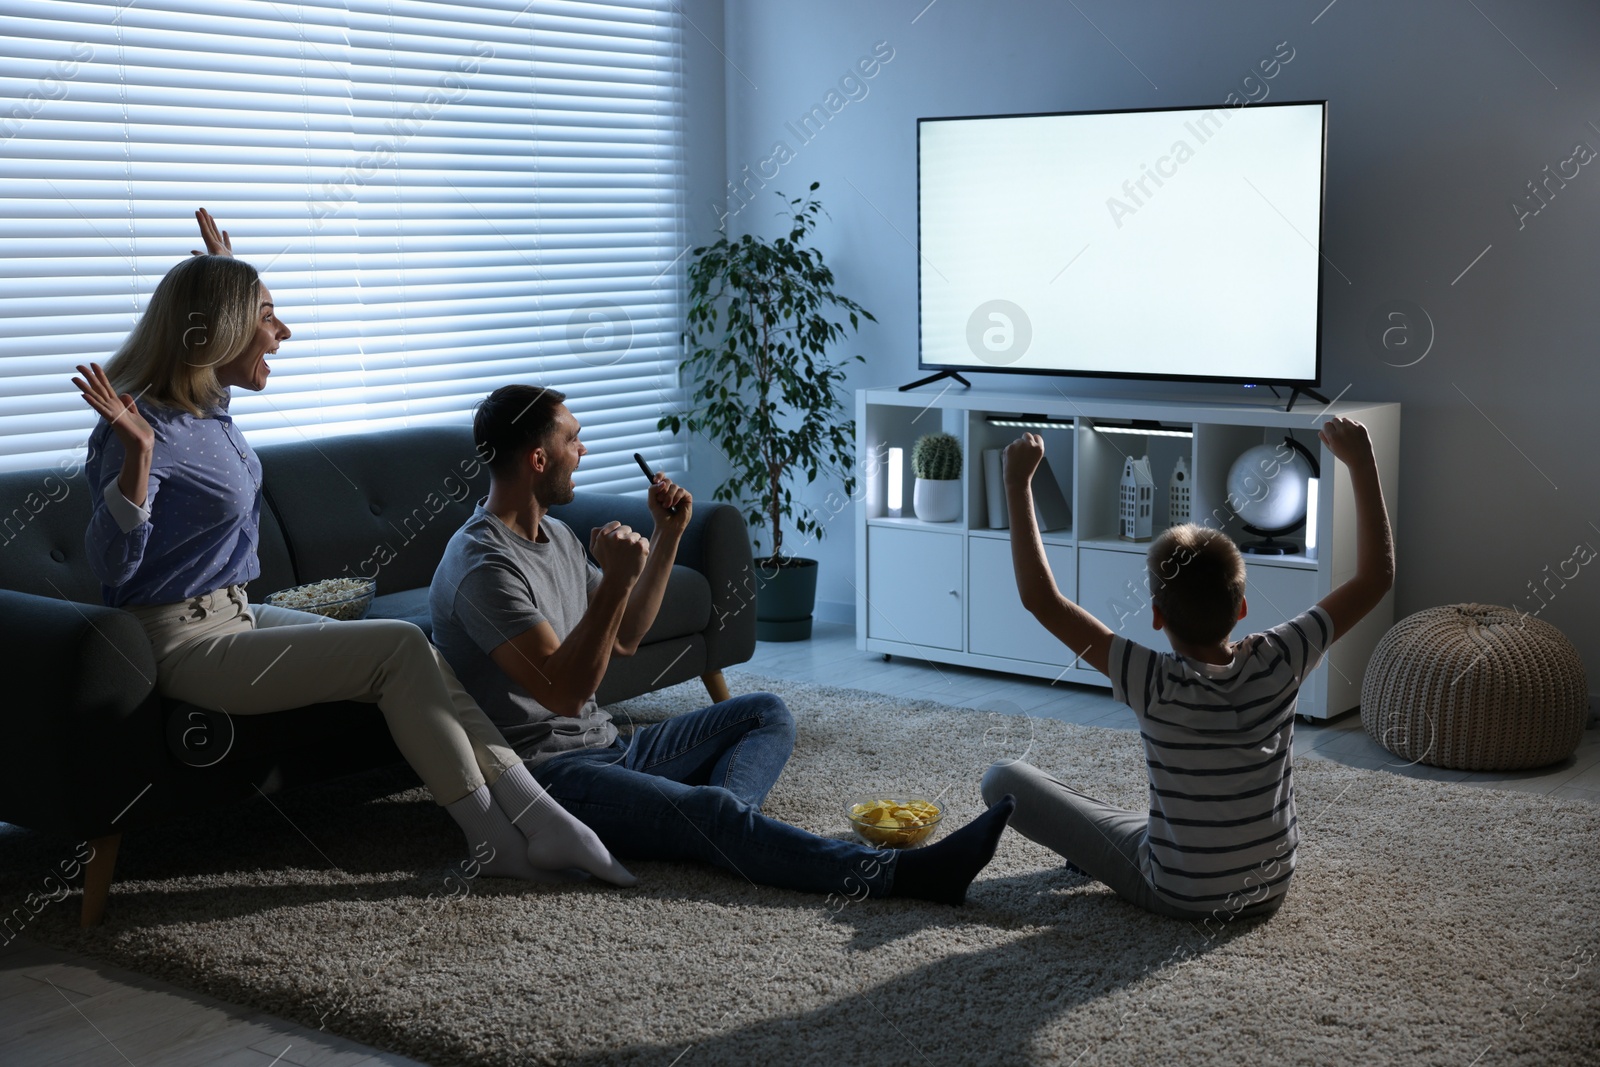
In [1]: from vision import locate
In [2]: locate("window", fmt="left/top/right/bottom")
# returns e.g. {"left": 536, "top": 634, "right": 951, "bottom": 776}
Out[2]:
{"left": 0, "top": 0, "right": 686, "bottom": 491}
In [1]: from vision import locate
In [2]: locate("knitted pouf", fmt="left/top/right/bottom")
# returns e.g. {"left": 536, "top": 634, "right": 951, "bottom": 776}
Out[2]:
{"left": 1361, "top": 604, "right": 1588, "bottom": 771}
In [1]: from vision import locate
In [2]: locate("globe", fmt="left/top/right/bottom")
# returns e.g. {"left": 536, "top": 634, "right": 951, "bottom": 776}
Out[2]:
{"left": 1226, "top": 441, "right": 1314, "bottom": 534}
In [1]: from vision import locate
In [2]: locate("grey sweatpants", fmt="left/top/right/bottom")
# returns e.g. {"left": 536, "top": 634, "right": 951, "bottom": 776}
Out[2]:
{"left": 127, "top": 584, "right": 520, "bottom": 805}
{"left": 981, "top": 758, "right": 1283, "bottom": 923}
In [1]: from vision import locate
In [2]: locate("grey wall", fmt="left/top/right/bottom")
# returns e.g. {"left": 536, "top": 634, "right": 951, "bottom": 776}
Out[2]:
{"left": 685, "top": 0, "right": 1600, "bottom": 687}
{"left": 676, "top": 0, "right": 736, "bottom": 541}
{"left": 681, "top": 0, "right": 728, "bottom": 256}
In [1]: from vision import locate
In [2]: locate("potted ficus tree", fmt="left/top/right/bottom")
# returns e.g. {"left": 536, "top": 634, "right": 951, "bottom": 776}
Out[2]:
{"left": 660, "top": 182, "right": 875, "bottom": 641}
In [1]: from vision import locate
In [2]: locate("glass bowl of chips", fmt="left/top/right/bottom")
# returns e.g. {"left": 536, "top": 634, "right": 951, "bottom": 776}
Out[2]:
{"left": 263, "top": 577, "right": 376, "bottom": 621}
{"left": 846, "top": 796, "right": 943, "bottom": 849}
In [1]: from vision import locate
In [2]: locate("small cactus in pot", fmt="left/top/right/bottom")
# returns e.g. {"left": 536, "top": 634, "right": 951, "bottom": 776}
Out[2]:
{"left": 913, "top": 433, "right": 962, "bottom": 481}
{"left": 912, "top": 432, "right": 962, "bottom": 522}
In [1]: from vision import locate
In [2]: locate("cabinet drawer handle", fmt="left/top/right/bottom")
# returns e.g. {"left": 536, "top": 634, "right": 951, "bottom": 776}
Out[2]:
{"left": 948, "top": 589, "right": 959, "bottom": 597}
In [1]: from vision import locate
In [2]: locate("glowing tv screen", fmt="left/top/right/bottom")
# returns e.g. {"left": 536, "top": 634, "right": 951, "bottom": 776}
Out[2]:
{"left": 918, "top": 101, "right": 1326, "bottom": 385}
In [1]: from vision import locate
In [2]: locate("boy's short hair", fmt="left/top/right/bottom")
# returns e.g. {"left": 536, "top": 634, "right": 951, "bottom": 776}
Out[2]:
{"left": 1147, "top": 524, "right": 1247, "bottom": 645}
{"left": 473, "top": 384, "right": 568, "bottom": 475}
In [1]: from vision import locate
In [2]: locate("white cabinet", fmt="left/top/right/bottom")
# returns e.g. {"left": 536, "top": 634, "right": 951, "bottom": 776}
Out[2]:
{"left": 855, "top": 387, "right": 1400, "bottom": 720}
{"left": 1236, "top": 562, "right": 1325, "bottom": 717}
{"left": 865, "top": 526, "right": 963, "bottom": 651}
{"left": 1235, "top": 562, "right": 1319, "bottom": 640}
{"left": 1078, "top": 548, "right": 1156, "bottom": 645}
{"left": 968, "top": 536, "right": 1077, "bottom": 667}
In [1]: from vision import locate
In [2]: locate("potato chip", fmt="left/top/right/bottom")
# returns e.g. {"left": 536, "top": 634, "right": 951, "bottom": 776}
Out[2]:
{"left": 847, "top": 796, "right": 942, "bottom": 848}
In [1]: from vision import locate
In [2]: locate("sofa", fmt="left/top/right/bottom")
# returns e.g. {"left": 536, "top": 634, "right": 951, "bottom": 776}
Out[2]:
{"left": 0, "top": 424, "right": 756, "bottom": 926}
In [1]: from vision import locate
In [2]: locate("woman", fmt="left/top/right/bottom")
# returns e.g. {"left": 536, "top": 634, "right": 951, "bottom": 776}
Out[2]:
{"left": 73, "top": 209, "right": 634, "bottom": 887}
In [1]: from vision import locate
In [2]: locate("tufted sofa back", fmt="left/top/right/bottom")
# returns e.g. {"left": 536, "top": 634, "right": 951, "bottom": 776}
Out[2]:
{"left": 257, "top": 424, "right": 489, "bottom": 596}
{"left": 0, "top": 456, "right": 116, "bottom": 603}
{"left": 0, "top": 423, "right": 486, "bottom": 605}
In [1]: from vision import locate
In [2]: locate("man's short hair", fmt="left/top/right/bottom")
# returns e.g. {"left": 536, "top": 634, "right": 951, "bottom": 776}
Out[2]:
{"left": 473, "top": 384, "right": 568, "bottom": 475}
{"left": 1146, "top": 524, "right": 1247, "bottom": 646}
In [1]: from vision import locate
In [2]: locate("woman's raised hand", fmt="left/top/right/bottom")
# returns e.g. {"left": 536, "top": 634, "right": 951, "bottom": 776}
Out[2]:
{"left": 190, "top": 207, "right": 233, "bottom": 257}
{"left": 72, "top": 363, "right": 154, "bottom": 455}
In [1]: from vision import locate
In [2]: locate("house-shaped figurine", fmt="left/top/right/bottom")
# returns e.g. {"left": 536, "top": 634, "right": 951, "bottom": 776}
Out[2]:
{"left": 1169, "top": 456, "right": 1192, "bottom": 526}
{"left": 1119, "top": 455, "right": 1155, "bottom": 541}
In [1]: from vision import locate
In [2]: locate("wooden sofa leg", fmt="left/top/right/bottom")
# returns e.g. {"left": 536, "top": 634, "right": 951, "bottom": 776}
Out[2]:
{"left": 80, "top": 834, "right": 120, "bottom": 928}
{"left": 702, "top": 670, "right": 732, "bottom": 704}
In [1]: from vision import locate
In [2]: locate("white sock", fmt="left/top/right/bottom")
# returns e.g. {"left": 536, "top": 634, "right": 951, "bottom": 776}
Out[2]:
{"left": 444, "top": 785, "right": 580, "bottom": 883}
{"left": 490, "top": 762, "right": 638, "bottom": 887}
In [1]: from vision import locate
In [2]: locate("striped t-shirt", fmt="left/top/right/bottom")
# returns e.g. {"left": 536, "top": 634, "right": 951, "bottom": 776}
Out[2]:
{"left": 1108, "top": 605, "right": 1332, "bottom": 915}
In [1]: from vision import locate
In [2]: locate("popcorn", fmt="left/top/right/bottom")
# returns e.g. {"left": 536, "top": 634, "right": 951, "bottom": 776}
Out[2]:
{"left": 264, "top": 578, "right": 374, "bottom": 620}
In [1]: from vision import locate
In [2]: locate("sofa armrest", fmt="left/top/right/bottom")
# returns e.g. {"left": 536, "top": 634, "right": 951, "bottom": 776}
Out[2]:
{"left": 672, "top": 502, "right": 756, "bottom": 671}
{"left": 0, "top": 588, "right": 169, "bottom": 837}
{"left": 551, "top": 493, "right": 755, "bottom": 672}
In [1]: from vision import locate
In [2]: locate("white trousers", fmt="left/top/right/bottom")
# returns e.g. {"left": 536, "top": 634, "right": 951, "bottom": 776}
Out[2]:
{"left": 126, "top": 585, "right": 518, "bottom": 805}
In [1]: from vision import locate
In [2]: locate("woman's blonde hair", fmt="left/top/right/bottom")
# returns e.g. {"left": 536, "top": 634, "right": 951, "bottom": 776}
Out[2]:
{"left": 103, "top": 255, "right": 262, "bottom": 416}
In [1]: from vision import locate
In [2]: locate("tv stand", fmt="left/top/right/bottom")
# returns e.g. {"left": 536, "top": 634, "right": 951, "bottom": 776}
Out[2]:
{"left": 855, "top": 387, "right": 1400, "bottom": 720}
{"left": 1267, "top": 384, "right": 1331, "bottom": 413}
{"left": 898, "top": 370, "right": 971, "bottom": 392}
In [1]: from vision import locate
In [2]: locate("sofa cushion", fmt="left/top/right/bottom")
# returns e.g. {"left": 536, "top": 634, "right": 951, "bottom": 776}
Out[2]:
{"left": 257, "top": 424, "right": 489, "bottom": 597}
{"left": 368, "top": 586, "right": 433, "bottom": 637}
{"left": 254, "top": 500, "right": 299, "bottom": 601}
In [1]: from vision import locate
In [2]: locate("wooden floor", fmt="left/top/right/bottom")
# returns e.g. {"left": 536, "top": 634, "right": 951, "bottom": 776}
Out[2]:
{"left": 4, "top": 621, "right": 1596, "bottom": 1066}
{"left": 0, "top": 938, "right": 430, "bottom": 1067}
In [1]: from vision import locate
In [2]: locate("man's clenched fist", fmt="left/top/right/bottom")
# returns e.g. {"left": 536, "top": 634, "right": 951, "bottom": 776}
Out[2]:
{"left": 590, "top": 521, "right": 649, "bottom": 583}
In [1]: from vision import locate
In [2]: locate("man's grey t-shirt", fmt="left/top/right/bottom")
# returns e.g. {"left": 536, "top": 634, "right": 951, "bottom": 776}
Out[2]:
{"left": 429, "top": 505, "right": 618, "bottom": 764}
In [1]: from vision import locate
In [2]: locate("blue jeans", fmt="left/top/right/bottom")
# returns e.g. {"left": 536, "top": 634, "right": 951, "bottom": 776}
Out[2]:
{"left": 532, "top": 692, "right": 896, "bottom": 897}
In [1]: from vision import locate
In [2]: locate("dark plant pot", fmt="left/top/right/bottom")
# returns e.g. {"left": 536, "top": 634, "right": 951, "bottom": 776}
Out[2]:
{"left": 754, "top": 557, "right": 819, "bottom": 642}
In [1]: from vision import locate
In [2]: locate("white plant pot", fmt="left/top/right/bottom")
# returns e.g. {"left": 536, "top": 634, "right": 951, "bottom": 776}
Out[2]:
{"left": 913, "top": 477, "right": 961, "bottom": 522}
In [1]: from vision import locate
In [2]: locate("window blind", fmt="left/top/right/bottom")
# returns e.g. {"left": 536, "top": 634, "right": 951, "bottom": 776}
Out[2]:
{"left": 0, "top": 0, "right": 687, "bottom": 492}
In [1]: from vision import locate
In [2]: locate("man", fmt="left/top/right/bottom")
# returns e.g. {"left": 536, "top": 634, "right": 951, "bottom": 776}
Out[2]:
{"left": 429, "top": 384, "right": 1013, "bottom": 903}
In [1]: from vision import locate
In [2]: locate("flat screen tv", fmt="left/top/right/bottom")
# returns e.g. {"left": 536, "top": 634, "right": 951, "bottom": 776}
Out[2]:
{"left": 918, "top": 100, "right": 1326, "bottom": 388}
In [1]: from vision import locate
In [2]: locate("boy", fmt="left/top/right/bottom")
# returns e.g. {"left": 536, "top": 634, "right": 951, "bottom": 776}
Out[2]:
{"left": 981, "top": 417, "right": 1393, "bottom": 921}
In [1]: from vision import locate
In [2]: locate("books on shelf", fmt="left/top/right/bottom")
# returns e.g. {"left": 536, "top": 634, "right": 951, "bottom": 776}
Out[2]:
{"left": 982, "top": 447, "right": 1071, "bottom": 532}
{"left": 983, "top": 448, "right": 1007, "bottom": 529}
{"left": 1032, "top": 455, "right": 1073, "bottom": 532}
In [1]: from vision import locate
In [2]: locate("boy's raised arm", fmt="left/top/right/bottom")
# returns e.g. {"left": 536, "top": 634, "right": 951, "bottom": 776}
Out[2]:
{"left": 1314, "top": 417, "right": 1395, "bottom": 643}
{"left": 1005, "top": 434, "right": 1115, "bottom": 677}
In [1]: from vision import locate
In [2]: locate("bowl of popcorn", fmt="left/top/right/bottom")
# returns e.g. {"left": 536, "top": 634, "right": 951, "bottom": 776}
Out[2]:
{"left": 263, "top": 577, "right": 377, "bottom": 621}
{"left": 846, "top": 796, "right": 943, "bottom": 849}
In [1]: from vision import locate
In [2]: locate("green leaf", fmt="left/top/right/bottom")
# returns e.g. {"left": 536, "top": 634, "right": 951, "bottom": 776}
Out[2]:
{"left": 664, "top": 183, "right": 870, "bottom": 552}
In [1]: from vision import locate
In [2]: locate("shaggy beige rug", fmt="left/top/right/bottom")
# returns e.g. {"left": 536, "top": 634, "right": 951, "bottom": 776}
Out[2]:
{"left": 6, "top": 672, "right": 1599, "bottom": 1066}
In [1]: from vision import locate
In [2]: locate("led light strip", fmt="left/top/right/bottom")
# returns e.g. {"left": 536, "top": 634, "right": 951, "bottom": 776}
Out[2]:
{"left": 1093, "top": 422, "right": 1194, "bottom": 439}
{"left": 887, "top": 446, "right": 904, "bottom": 517}
{"left": 985, "top": 417, "right": 1076, "bottom": 430}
